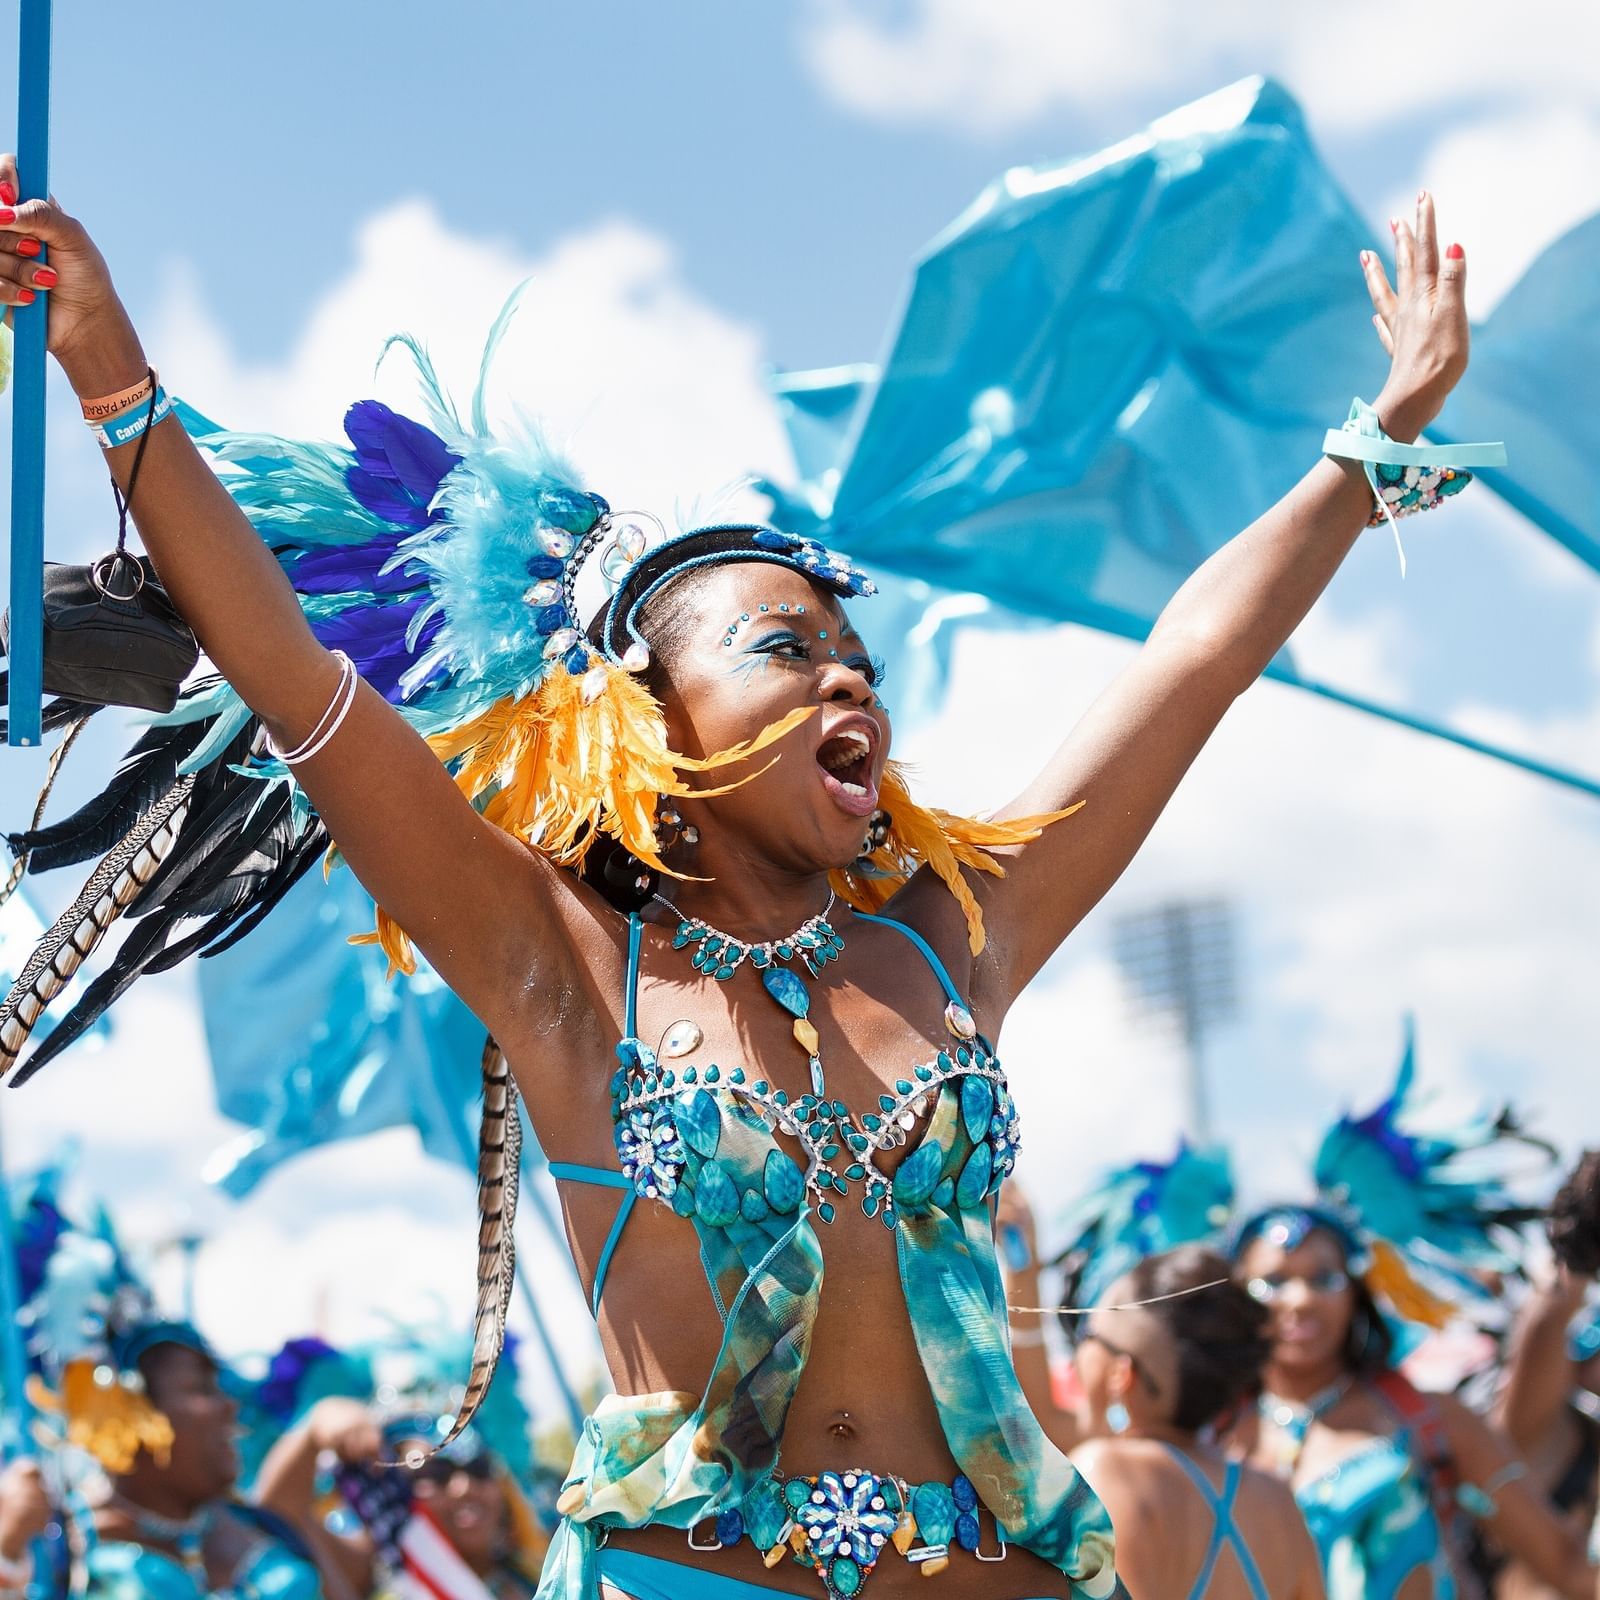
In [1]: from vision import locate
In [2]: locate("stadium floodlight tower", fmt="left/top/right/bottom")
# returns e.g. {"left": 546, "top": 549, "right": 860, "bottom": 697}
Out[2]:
{"left": 1110, "top": 896, "right": 1238, "bottom": 1147}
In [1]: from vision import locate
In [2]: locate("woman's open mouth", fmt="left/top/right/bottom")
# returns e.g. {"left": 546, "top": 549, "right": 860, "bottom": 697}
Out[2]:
{"left": 815, "top": 726, "right": 879, "bottom": 817}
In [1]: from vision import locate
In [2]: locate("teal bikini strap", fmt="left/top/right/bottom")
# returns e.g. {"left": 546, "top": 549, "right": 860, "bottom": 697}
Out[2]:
{"left": 548, "top": 1164, "right": 636, "bottom": 1319}
{"left": 1162, "top": 1447, "right": 1270, "bottom": 1600}
{"left": 626, "top": 911, "right": 643, "bottom": 1037}
{"left": 852, "top": 911, "right": 964, "bottom": 1006}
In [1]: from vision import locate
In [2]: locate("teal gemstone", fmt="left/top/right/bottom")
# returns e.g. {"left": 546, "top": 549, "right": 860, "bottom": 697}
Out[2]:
{"left": 661, "top": 1070, "right": 675, "bottom": 1088}
{"left": 847, "top": 1134, "right": 868, "bottom": 1153}
{"left": 846, "top": 1163, "right": 865, "bottom": 1180}
{"left": 706, "top": 1065, "right": 721, "bottom": 1084}
{"left": 937, "top": 1050, "right": 952, "bottom": 1073}
{"left": 881, "top": 1205, "right": 897, "bottom": 1229}
{"left": 740, "top": 1188, "right": 771, "bottom": 1224}
{"left": 715, "top": 963, "right": 737, "bottom": 980}
{"left": 830, "top": 1556, "right": 862, "bottom": 1596}
{"left": 730, "top": 1067, "right": 746, "bottom": 1084}
{"left": 694, "top": 1161, "right": 741, "bottom": 1227}
{"left": 955, "top": 1142, "right": 993, "bottom": 1209}
{"left": 822, "top": 1144, "right": 842, "bottom": 1161}
{"left": 863, "top": 1193, "right": 880, "bottom": 1217}
{"left": 742, "top": 1480, "right": 789, "bottom": 1549}
{"left": 915, "top": 1065, "right": 933, "bottom": 1081}
{"left": 895, "top": 1079, "right": 913, "bottom": 1096}
{"left": 878, "top": 1094, "right": 897, "bottom": 1113}
{"left": 862, "top": 1114, "right": 882, "bottom": 1131}
{"left": 677, "top": 1089, "right": 721, "bottom": 1158}
{"left": 1376, "top": 460, "right": 1405, "bottom": 483}
{"left": 796, "top": 929, "right": 818, "bottom": 947}
{"left": 807, "top": 1121, "right": 828, "bottom": 1143}
{"left": 832, "top": 1100, "right": 849, "bottom": 1119}
{"left": 776, "top": 942, "right": 794, "bottom": 960}
{"left": 956, "top": 1046, "right": 971, "bottom": 1067}
{"left": 960, "top": 1076, "right": 994, "bottom": 1144}
{"left": 703, "top": 935, "right": 724, "bottom": 956}
{"left": 774, "top": 1089, "right": 789, "bottom": 1106}
{"left": 683, "top": 1067, "right": 697, "bottom": 1084}
{"left": 798, "top": 1095, "right": 818, "bottom": 1111}
{"left": 764, "top": 1150, "right": 804, "bottom": 1214}
{"left": 892, "top": 1140, "right": 944, "bottom": 1211}
{"left": 818, "top": 1201, "right": 836, "bottom": 1223}
{"left": 754, "top": 1081, "right": 769, "bottom": 1096}
{"left": 750, "top": 948, "right": 771, "bottom": 968}
{"left": 672, "top": 930, "right": 691, "bottom": 949}
{"left": 783, "top": 1479, "right": 811, "bottom": 1511}
{"left": 913, "top": 1481, "right": 956, "bottom": 1545}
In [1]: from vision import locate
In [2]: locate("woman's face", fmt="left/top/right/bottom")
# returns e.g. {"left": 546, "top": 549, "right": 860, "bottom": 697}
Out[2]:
{"left": 1238, "top": 1228, "right": 1356, "bottom": 1377}
{"left": 135, "top": 1344, "right": 240, "bottom": 1505}
{"left": 405, "top": 1445, "right": 508, "bottom": 1574}
{"left": 651, "top": 564, "right": 891, "bottom": 873}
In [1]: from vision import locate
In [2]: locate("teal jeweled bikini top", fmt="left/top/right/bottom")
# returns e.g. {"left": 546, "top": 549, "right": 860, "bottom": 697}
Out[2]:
{"left": 608, "top": 910, "right": 1020, "bottom": 1233}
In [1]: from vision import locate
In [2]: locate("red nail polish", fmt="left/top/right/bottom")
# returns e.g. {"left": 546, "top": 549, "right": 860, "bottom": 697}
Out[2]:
{"left": 15, "top": 238, "right": 40, "bottom": 258}
{"left": 31, "top": 266, "right": 56, "bottom": 288}
{"left": 0, "top": 208, "right": 14, "bottom": 225}
{"left": 17, "top": 287, "right": 34, "bottom": 305}
{"left": 1389, "top": 218, "right": 1399, "bottom": 233}
{"left": 1446, "top": 242, "right": 1464, "bottom": 260}
{"left": 0, "top": 183, "right": 15, "bottom": 206}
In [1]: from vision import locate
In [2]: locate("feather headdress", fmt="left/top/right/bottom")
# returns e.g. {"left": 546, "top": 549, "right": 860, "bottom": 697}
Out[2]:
{"left": 1055, "top": 1023, "right": 1552, "bottom": 1336}
{"left": 10, "top": 1163, "right": 212, "bottom": 1473}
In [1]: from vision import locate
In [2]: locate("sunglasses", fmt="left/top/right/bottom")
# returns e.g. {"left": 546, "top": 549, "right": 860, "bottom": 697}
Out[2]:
{"left": 1245, "top": 1268, "right": 1351, "bottom": 1304}
{"left": 1070, "top": 1327, "right": 1163, "bottom": 1397}
{"left": 409, "top": 1451, "right": 497, "bottom": 1487}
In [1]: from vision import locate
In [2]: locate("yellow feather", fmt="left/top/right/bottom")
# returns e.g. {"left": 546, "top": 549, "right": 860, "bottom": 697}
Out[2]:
{"left": 360, "top": 666, "right": 815, "bottom": 974}
{"left": 29, "top": 1361, "right": 175, "bottom": 1473}
{"left": 830, "top": 764, "right": 1081, "bottom": 955}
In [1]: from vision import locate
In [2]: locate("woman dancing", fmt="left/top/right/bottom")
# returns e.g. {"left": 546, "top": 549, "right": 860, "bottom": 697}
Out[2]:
{"left": 0, "top": 155, "right": 1478, "bottom": 1600}
{"left": 1069, "top": 1247, "right": 1325, "bottom": 1600}
{"left": 1236, "top": 1210, "right": 1592, "bottom": 1599}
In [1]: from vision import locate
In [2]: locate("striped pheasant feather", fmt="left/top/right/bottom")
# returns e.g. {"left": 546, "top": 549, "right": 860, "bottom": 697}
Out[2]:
{"left": 0, "top": 776, "right": 195, "bottom": 1080}
{"left": 432, "top": 1033, "right": 522, "bottom": 1454}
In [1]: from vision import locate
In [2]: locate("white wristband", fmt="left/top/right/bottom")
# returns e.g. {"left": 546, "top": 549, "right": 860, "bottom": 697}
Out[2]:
{"left": 267, "top": 652, "right": 359, "bottom": 765}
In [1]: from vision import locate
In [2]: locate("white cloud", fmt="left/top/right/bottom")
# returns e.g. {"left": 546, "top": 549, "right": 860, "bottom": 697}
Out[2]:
{"left": 152, "top": 199, "right": 791, "bottom": 524}
{"left": 798, "top": 0, "right": 1600, "bottom": 140}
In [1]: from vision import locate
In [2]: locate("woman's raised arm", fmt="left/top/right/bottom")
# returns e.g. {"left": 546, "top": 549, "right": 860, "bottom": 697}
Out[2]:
{"left": 971, "top": 191, "right": 1471, "bottom": 1009}
{"left": 0, "top": 161, "right": 580, "bottom": 1039}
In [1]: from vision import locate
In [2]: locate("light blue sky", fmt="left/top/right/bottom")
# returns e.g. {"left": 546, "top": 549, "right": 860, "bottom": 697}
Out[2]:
{"left": 3, "top": 3, "right": 1599, "bottom": 1391}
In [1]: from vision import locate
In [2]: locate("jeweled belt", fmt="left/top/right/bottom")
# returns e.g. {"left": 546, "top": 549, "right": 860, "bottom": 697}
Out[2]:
{"left": 687, "top": 1466, "right": 1006, "bottom": 1598}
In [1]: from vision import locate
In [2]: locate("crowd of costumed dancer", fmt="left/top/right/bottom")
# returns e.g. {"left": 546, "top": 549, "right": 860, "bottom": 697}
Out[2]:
{"left": 0, "top": 123, "right": 1514, "bottom": 1600}
{"left": 5, "top": 82, "right": 1582, "bottom": 1598}
{"left": 0, "top": 1160, "right": 564, "bottom": 1598}
{"left": 999, "top": 1031, "right": 1600, "bottom": 1600}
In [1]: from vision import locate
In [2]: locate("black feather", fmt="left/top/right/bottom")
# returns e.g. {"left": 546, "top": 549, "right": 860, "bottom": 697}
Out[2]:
{"left": 11, "top": 712, "right": 213, "bottom": 872}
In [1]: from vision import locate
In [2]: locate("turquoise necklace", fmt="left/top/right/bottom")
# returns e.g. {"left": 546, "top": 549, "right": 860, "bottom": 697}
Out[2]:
{"left": 653, "top": 890, "right": 843, "bottom": 1097}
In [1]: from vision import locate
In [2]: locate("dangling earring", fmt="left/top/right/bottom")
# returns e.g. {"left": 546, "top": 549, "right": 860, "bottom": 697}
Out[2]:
{"left": 1106, "top": 1401, "right": 1131, "bottom": 1435}
{"left": 656, "top": 803, "right": 700, "bottom": 855}
{"left": 852, "top": 808, "right": 893, "bottom": 873}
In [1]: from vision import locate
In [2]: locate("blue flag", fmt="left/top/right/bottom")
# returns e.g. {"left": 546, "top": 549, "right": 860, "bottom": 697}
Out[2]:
{"left": 763, "top": 77, "right": 1600, "bottom": 795}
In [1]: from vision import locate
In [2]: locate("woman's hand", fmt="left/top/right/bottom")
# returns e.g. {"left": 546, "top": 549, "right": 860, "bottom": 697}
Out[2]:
{"left": 304, "top": 1397, "right": 384, "bottom": 1466}
{"left": 0, "top": 154, "right": 144, "bottom": 394}
{"left": 1360, "top": 189, "right": 1469, "bottom": 443}
{"left": 0, "top": 1461, "right": 52, "bottom": 1561}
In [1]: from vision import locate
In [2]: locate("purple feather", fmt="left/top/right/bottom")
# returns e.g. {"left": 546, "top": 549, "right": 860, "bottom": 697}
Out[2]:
{"left": 287, "top": 536, "right": 425, "bottom": 597}
{"left": 343, "top": 402, "right": 460, "bottom": 529}
{"left": 310, "top": 602, "right": 447, "bottom": 702}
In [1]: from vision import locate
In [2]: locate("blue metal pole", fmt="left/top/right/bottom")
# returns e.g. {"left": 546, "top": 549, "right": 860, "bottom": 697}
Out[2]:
{"left": 6, "top": 0, "right": 52, "bottom": 749}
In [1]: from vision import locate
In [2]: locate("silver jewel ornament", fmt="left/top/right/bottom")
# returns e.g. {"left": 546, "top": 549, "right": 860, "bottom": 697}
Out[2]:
{"left": 661, "top": 1020, "right": 704, "bottom": 1059}
{"left": 622, "top": 641, "right": 651, "bottom": 672}
{"left": 943, "top": 1001, "right": 977, "bottom": 1040}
